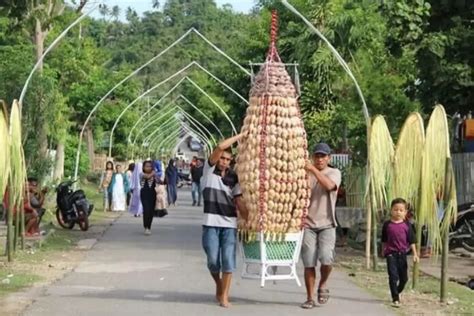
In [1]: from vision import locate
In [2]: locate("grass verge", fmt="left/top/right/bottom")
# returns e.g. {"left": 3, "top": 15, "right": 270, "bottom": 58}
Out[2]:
{"left": 336, "top": 249, "right": 474, "bottom": 315}
{"left": 0, "top": 181, "right": 118, "bottom": 299}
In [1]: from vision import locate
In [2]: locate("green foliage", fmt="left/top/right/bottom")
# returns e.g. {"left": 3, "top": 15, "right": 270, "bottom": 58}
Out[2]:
{"left": 0, "top": 0, "right": 472, "bottom": 173}
{"left": 64, "top": 133, "right": 89, "bottom": 179}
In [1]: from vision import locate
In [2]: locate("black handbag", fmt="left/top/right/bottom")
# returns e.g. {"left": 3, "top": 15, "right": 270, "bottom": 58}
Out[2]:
{"left": 154, "top": 208, "right": 168, "bottom": 218}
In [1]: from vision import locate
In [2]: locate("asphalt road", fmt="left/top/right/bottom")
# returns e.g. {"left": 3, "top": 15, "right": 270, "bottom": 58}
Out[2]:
{"left": 22, "top": 188, "right": 393, "bottom": 316}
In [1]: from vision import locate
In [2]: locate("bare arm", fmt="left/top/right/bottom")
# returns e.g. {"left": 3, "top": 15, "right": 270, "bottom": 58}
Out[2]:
{"left": 410, "top": 244, "right": 419, "bottom": 262}
{"left": 209, "top": 132, "right": 247, "bottom": 166}
{"left": 235, "top": 196, "right": 248, "bottom": 221}
{"left": 304, "top": 163, "right": 337, "bottom": 192}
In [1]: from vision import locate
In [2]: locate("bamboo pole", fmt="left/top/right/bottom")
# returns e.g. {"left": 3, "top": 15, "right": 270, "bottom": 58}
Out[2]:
{"left": 20, "top": 202, "right": 25, "bottom": 250}
{"left": 440, "top": 157, "right": 452, "bottom": 302}
{"left": 412, "top": 200, "right": 423, "bottom": 289}
{"left": 370, "top": 183, "right": 378, "bottom": 270}
{"left": 365, "top": 192, "right": 372, "bottom": 270}
{"left": 14, "top": 200, "right": 20, "bottom": 251}
{"left": 7, "top": 194, "right": 14, "bottom": 262}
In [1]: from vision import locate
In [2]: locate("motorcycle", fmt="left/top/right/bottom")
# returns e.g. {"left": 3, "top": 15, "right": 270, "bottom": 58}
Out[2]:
{"left": 55, "top": 180, "right": 93, "bottom": 231}
{"left": 449, "top": 203, "right": 474, "bottom": 252}
{"left": 177, "top": 172, "right": 192, "bottom": 188}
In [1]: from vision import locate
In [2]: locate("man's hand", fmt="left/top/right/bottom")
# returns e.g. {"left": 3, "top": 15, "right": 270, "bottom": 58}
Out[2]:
{"left": 304, "top": 162, "right": 314, "bottom": 172}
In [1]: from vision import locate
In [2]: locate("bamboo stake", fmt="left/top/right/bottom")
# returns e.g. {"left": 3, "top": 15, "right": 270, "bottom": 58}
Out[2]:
{"left": 7, "top": 194, "right": 14, "bottom": 262}
{"left": 412, "top": 198, "right": 423, "bottom": 289}
{"left": 370, "top": 183, "right": 378, "bottom": 270}
{"left": 440, "top": 157, "right": 452, "bottom": 302}
{"left": 365, "top": 192, "right": 372, "bottom": 270}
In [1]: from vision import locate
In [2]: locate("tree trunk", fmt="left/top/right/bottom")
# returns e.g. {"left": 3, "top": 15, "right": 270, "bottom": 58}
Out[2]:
{"left": 35, "top": 18, "right": 49, "bottom": 160}
{"left": 35, "top": 19, "right": 44, "bottom": 72}
{"left": 53, "top": 142, "right": 65, "bottom": 180}
{"left": 85, "top": 127, "right": 95, "bottom": 171}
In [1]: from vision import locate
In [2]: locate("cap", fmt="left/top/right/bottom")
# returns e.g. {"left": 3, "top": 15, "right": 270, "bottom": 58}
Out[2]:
{"left": 313, "top": 143, "right": 332, "bottom": 155}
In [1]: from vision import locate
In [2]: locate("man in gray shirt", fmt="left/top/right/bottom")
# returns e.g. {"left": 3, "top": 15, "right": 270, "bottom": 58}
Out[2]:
{"left": 300, "top": 143, "right": 341, "bottom": 309}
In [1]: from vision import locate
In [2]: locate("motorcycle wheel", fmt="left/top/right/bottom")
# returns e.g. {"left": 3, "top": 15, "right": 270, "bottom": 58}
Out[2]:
{"left": 56, "top": 208, "right": 75, "bottom": 229}
{"left": 459, "top": 218, "right": 474, "bottom": 252}
{"left": 78, "top": 210, "right": 89, "bottom": 231}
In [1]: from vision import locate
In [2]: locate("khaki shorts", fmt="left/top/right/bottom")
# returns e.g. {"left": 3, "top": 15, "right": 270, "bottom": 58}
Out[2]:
{"left": 301, "top": 227, "right": 336, "bottom": 267}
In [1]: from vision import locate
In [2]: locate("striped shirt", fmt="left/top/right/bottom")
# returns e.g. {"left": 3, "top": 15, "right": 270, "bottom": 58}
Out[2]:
{"left": 201, "top": 160, "right": 242, "bottom": 228}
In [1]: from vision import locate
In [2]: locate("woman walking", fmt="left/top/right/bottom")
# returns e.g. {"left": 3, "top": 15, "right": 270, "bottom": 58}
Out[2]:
{"left": 109, "top": 164, "right": 129, "bottom": 212}
{"left": 126, "top": 162, "right": 135, "bottom": 206}
{"left": 129, "top": 161, "right": 143, "bottom": 217}
{"left": 141, "top": 160, "right": 157, "bottom": 235}
{"left": 165, "top": 159, "right": 178, "bottom": 206}
{"left": 99, "top": 161, "right": 114, "bottom": 212}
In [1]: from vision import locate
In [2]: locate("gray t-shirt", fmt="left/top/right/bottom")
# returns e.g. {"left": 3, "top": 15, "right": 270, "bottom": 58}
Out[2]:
{"left": 306, "top": 167, "right": 341, "bottom": 229}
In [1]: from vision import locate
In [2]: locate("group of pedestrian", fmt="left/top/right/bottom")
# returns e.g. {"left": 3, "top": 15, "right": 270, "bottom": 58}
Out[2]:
{"left": 199, "top": 136, "right": 418, "bottom": 309}
{"left": 99, "top": 157, "right": 182, "bottom": 236}
{"left": 99, "top": 161, "right": 130, "bottom": 212}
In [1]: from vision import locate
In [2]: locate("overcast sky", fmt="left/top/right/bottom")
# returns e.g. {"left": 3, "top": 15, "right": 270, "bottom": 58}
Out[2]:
{"left": 83, "top": 0, "right": 255, "bottom": 20}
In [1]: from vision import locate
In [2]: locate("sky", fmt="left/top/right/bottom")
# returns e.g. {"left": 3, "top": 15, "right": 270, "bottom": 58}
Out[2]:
{"left": 83, "top": 0, "right": 256, "bottom": 20}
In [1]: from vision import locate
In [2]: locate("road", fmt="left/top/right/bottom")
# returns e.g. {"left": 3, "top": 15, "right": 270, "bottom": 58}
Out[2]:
{"left": 22, "top": 188, "right": 393, "bottom": 316}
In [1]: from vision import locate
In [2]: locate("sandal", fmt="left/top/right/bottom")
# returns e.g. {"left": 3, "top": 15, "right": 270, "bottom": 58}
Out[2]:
{"left": 317, "top": 288, "right": 330, "bottom": 304}
{"left": 300, "top": 299, "right": 316, "bottom": 309}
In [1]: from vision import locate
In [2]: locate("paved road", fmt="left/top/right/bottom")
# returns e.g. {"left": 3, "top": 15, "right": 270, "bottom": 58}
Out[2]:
{"left": 23, "top": 188, "right": 393, "bottom": 316}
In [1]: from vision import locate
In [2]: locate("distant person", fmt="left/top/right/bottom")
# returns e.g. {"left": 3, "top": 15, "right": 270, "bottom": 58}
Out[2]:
{"left": 27, "top": 177, "right": 47, "bottom": 223}
{"left": 126, "top": 162, "right": 135, "bottom": 206}
{"left": 26, "top": 178, "right": 47, "bottom": 236}
{"left": 190, "top": 158, "right": 203, "bottom": 206}
{"left": 382, "top": 198, "right": 419, "bottom": 307}
{"left": 140, "top": 160, "right": 157, "bottom": 235}
{"left": 99, "top": 161, "right": 114, "bottom": 212}
{"left": 201, "top": 133, "right": 248, "bottom": 308}
{"left": 153, "top": 158, "right": 163, "bottom": 179}
{"left": 165, "top": 159, "right": 178, "bottom": 206}
{"left": 108, "top": 164, "right": 129, "bottom": 212}
{"left": 129, "top": 161, "right": 143, "bottom": 217}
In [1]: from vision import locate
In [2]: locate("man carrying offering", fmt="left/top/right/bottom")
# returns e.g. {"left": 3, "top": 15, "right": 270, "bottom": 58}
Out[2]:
{"left": 301, "top": 143, "right": 341, "bottom": 309}
{"left": 201, "top": 133, "right": 248, "bottom": 308}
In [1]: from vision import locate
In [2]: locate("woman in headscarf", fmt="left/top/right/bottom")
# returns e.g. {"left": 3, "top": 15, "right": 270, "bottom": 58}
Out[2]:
{"left": 165, "top": 158, "right": 178, "bottom": 206}
{"left": 141, "top": 160, "right": 157, "bottom": 235}
{"left": 99, "top": 161, "right": 114, "bottom": 212}
{"left": 126, "top": 162, "right": 135, "bottom": 206}
{"left": 108, "top": 164, "right": 129, "bottom": 212}
{"left": 129, "top": 161, "right": 143, "bottom": 217}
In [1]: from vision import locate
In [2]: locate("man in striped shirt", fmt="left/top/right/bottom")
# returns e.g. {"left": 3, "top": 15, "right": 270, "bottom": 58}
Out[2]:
{"left": 201, "top": 133, "right": 248, "bottom": 308}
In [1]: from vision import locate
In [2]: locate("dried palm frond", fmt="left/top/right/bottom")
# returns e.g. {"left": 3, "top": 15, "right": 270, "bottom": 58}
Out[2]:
{"left": 419, "top": 105, "right": 455, "bottom": 255}
{"left": 391, "top": 113, "right": 425, "bottom": 209}
{"left": 0, "top": 101, "right": 10, "bottom": 198}
{"left": 9, "top": 100, "right": 27, "bottom": 215}
{"left": 367, "top": 115, "right": 394, "bottom": 215}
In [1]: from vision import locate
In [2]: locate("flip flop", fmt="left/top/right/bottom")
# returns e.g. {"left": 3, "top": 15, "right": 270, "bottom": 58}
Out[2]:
{"left": 300, "top": 299, "right": 316, "bottom": 309}
{"left": 318, "top": 288, "right": 330, "bottom": 304}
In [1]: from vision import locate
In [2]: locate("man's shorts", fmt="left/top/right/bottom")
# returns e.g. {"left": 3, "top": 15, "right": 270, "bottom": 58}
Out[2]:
{"left": 301, "top": 227, "right": 336, "bottom": 267}
{"left": 202, "top": 226, "right": 237, "bottom": 273}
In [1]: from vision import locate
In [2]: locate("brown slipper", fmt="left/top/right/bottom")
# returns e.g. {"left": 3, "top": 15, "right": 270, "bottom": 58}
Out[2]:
{"left": 301, "top": 299, "right": 316, "bottom": 309}
{"left": 318, "top": 288, "right": 330, "bottom": 304}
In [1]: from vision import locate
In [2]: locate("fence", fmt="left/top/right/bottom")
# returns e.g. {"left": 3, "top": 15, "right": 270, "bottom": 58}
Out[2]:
{"left": 331, "top": 154, "right": 351, "bottom": 169}
{"left": 453, "top": 152, "right": 474, "bottom": 205}
{"left": 344, "top": 167, "right": 366, "bottom": 208}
